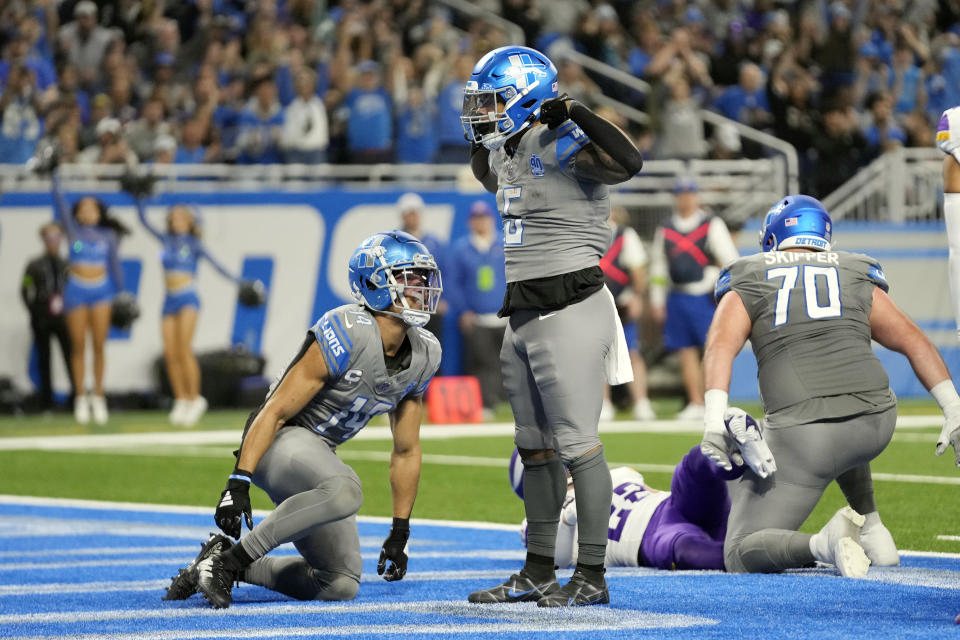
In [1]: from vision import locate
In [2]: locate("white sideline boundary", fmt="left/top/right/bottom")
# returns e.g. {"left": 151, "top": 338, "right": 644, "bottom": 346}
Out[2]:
{"left": 0, "top": 414, "right": 944, "bottom": 452}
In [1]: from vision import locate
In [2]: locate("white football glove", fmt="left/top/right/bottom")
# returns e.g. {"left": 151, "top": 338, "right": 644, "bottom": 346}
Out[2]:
{"left": 936, "top": 404, "right": 960, "bottom": 466}
{"left": 936, "top": 106, "right": 960, "bottom": 164}
{"left": 725, "top": 407, "right": 778, "bottom": 479}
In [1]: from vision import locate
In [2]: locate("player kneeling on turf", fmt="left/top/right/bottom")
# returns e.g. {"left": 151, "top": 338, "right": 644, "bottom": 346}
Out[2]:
{"left": 164, "top": 231, "right": 442, "bottom": 608}
{"left": 702, "top": 195, "right": 960, "bottom": 578}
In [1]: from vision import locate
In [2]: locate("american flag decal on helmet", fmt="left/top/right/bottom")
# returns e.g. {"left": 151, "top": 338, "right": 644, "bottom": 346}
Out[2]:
{"left": 784, "top": 217, "right": 798, "bottom": 227}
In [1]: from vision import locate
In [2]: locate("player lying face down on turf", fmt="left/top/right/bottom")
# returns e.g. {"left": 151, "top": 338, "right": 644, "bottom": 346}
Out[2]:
{"left": 164, "top": 231, "right": 442, "bottom": 608}
{"left": 700, "top": 195, "right": 960, "bottom": 577}
{"left": 510, "top": 411, "right": 898, "bottom": 572}
{"left": 462, "top": 46, "right": 644, "bottom": 607}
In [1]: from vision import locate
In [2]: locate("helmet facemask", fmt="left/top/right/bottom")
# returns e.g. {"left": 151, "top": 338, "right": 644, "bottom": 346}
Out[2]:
{"left": 355, "top": 247, "right": 442, "bottom": 327}
{"left": 461, "top": 82, "right": 540, "bottom": 150}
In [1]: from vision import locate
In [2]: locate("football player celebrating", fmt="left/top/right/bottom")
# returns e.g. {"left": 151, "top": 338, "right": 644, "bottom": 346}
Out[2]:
{"left": 938, "top": 107, "right": 960, "bottom": 342}
{"left": 463, "top": 46, "right": 643, "bottom": 607}
{"left": 164, "top": 231, "right": 442, "bottom": 608}
{"left": 702, "top": 195, "right": 960, "bottom": 577}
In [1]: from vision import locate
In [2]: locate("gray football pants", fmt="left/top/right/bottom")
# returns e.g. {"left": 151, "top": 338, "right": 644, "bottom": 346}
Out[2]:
{"left": 724, "top": 406, "right": 897, "bottom": 573}
{"left": 239, "top": 427, "right": 363, "bottom": 600}
{"left": 502, "top": 287, "right": 616, "bottom": 462}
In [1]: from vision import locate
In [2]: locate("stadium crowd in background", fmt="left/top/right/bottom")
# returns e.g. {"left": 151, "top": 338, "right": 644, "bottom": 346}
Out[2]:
{"left": 0, "top": 0, "right": 956, "bottom": 196}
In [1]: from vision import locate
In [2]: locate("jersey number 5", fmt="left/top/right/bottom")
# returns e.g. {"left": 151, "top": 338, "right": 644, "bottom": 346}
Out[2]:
{"left": 767, "top": 265, "right": 842, "bottom": 327}
{"left": 501, "top": 186, "right": 524, "bottom": 246}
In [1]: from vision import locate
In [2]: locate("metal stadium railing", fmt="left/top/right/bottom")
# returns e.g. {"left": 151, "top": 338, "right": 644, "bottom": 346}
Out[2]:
{"left": 822, "top": 148, "right": 944, "bottom": 223}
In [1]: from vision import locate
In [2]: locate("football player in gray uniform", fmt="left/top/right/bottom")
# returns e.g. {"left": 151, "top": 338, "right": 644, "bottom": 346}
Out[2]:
{"left": 462, "top": 45, "right": 643, "bottom": 607}
{"left": 701, "top": 195, "right": 960, "bottom": 577}
{"left": 164, "top": 230, "right": 442, "bottom": 608}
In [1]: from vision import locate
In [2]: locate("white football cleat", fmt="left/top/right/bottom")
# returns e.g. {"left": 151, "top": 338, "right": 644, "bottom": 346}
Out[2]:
{"left": 169, "top": 399, "right": 189, "bottom": 426}
{"left": 633, "top": 398, "right": 656, "bottom": 421}
{"left": 810, "top": 506, "right": 870, "bottom": 578}
{"left": 859, "top": 511, "right": 900, "bottom": 567}
{"left": 74, "top": 394, "right": 90, "bottom": 425}
{"left": 183, "top": 396, "right": 208, "bottom": 427}
{"left": 676, "top": 403, "right": 705, "bottom": 420}
{"left": 90, "top": 395, "right": 108, "bottom": 425}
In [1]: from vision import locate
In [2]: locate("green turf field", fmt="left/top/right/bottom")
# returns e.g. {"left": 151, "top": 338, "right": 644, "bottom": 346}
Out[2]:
{"left": 2, "top": 399, "right": 958, "bottom": 554}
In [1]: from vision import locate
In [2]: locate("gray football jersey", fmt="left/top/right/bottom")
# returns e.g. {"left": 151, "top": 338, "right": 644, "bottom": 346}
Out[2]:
{"left": 273, "top": 304, "right": 442, "bottom": 446}
{"left": 716, "top": 250, "right": 896, "bottom": 427}
{"left": 489, "top": 121, "right": 612, "bottom": 282}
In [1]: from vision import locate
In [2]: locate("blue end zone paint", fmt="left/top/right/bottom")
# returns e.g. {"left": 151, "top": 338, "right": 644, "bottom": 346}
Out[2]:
{"left": 0, "top": 498, "right": 959, "bottom": 639}
{"left": 231, "top": 257, "right": 273, "bottom": 354}
{"left": 109, "top": 258, "right": 142, "bottom": 341}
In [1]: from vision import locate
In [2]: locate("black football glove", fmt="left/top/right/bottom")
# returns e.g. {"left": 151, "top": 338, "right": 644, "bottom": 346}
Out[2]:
{"left": 539, "top": 93, "right": 571, "bottom": 130}
{"left": 215, "top": 471, "right": 254, "bottom": 539}
{"left": 377, "top": 518, "right": 410, "bottom": 582}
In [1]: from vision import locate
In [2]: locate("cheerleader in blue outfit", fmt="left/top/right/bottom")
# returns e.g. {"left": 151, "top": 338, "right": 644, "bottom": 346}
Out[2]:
{"left": 134, "top": 199, "right": 244, "bottom": 426}
{"left": 52, "top": 172, "right": 129, "bottom": 425}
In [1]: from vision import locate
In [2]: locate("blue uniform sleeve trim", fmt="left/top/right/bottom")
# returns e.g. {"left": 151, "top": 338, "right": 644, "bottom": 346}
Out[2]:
{"left": 331, "top": 315, "right": 353, "bottom": 350}
{"left": 556, "top": 125, "right": 589, "bottom": 170}
{"left": 867, "top": 262, "right": 889, "bottom": 292}
{"left": 313, "top": 314, "right": 351, "bottom": 377}
{"left": 714, "top": 268, "right": 733, "bottom": 303}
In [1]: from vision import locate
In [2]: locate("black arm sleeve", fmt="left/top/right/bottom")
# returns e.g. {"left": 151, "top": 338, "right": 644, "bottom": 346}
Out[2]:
{"left": 568, "top": 102, "right": 644, "bottom": 176}
{"left": 470, "top": 143, "right": 498, "bottom": 194}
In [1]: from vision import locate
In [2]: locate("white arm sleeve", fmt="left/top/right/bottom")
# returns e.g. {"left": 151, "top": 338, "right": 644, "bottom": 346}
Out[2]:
{"left": 707, "top": 217, "right": 740, "bottom": 268}
{"left": 945, "top": 193, "right": 960, "bottom": 342}
{"left": 619, "top": 227, "right": 648, "bottom": 268}
{"left": 649, "top": 228, "right": 668, "bottom": 308}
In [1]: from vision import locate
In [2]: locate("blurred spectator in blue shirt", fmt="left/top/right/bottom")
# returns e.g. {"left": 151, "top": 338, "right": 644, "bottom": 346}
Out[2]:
{"left": 0, "top": 64, "right": 43, "bottom": 164}
{"left": 862, "top": 91, "right": 906, "bottom": 156}
{"left": 341, "top": 61, "right": 392, "bottom": 163}
{"left": 0, "top": 30, "right": 57, "bottom": 93}
{"left": 280, "top": 68, "right": 329, "bottom": 164}
{"left": 395, "top": 86, "right": 437, "bottom": 164}
{"left": 445, "top": 200, "right": 506, "bottom": 413}
{"left": 175, "top": 118, "right": 210, "bottom": 163}
{"left": 434, "top": 56, "right": 473, "bottom": 164}
{"left": 714, "top": 63, "right": 771, "bottom": 129}
{"left": 236, "top": 74, "right": 285, "bottom": 164}
{"left": 889, "top": 40, "right": 925, "bottom": 115}
{"left": 212, "top": 74, "right": 246, "bottom": 162}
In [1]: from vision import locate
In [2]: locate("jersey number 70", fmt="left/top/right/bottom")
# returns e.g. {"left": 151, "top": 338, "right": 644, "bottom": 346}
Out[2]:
{"left": 766, "top": 265, "right": 842, "bottom": 327}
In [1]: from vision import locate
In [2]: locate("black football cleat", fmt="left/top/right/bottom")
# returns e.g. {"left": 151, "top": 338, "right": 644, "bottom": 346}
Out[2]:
{"left": 196, "top": 548, "right": 238, "bottom": 609}
{"left": 537, "top": 569, "right": 609, "bottom": 607}
{"left": 163, "top": 533, "right": 233, "bottom": 601}
{"left": 467, "top": 571, "right": 560, "bottom": 603}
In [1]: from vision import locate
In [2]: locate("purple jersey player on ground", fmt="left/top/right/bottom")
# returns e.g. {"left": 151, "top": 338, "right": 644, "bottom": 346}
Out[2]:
{"left": 513, "top": 408, "right": 900, "bottom": 572}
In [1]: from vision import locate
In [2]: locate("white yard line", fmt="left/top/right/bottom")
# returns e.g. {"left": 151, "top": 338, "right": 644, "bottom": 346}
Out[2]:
{"left": 0, "top": 415, "right": 944, "bottom": 452}
{"left": 937, "top": 535, "right": 960, "bottom": 542}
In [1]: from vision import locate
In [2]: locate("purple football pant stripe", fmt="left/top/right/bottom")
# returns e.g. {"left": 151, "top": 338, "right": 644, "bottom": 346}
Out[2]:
{"left": 639, "top": 446, "right": 741, "bottom": 570}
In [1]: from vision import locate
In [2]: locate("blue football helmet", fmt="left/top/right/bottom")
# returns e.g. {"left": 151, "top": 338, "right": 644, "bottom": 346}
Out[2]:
{"left": 461, "top": 46, "right": 559, "bottom": 151}
{"left": 759, "top": 195, "right": 833, "bottom": 252}
{"left": 348, "top": 230, "right": 442, "bottom": 327}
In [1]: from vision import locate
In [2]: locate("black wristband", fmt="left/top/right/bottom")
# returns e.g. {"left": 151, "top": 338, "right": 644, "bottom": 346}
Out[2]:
{"left": 391, "top": 517, "right": 410, "bottom": 532}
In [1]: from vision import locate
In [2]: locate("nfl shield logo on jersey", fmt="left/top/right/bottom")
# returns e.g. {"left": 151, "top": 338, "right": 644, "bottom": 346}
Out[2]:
{"left": 530, "top": 155, "right": 545, "bottom": 178}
